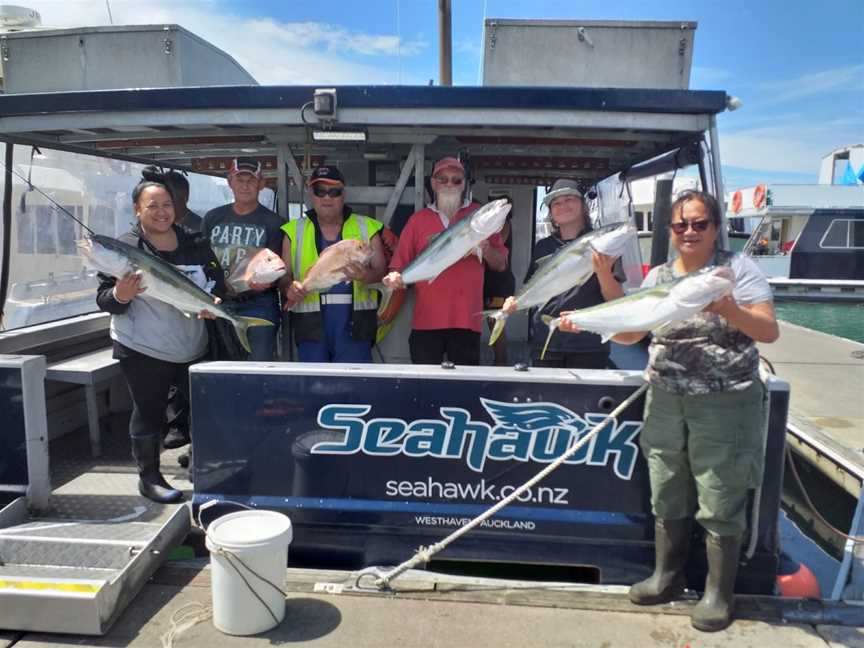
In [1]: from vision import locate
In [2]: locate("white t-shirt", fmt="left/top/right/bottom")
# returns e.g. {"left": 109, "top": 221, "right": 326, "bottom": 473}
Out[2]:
{"left": 641, "top": 253, "right": 773, "bottom": 304}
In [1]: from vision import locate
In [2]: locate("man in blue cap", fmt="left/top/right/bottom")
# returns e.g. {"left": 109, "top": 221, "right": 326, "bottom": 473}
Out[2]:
{"left": 282, "top": 166, "right": 387, "bottom": 362}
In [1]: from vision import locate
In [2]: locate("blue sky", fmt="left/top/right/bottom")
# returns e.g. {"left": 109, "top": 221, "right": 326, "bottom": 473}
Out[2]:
{"left": 26, "top": 1, "right": 864, "bottom": 187}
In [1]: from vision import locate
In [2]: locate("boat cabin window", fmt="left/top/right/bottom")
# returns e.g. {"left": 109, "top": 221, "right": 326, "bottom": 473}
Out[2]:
{"left": 820, "top": 219, "right": 864, "bottom": 250}
{"left": 853, "top": 220, "right": 864, "bottom": 248}
{"left": 819, "top": 218, "right": 864, "bottom": 249}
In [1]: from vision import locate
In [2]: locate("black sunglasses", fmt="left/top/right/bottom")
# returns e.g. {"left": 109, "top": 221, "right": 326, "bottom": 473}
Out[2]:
{"left": 312, "top": 186, "right": 344, "bottom": 198}
{"left": 669, "top": 218, "right": 712, "bottom": 235}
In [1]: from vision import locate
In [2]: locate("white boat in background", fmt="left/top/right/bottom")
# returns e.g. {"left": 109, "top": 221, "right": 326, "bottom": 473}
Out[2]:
{"left": 727, "top": 145, "right": 864, "bottom": 302}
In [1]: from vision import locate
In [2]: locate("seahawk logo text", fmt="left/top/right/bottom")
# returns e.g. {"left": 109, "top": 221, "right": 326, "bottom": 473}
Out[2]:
{"left": 310, "top": 398, "right": 642, "bottom": 480}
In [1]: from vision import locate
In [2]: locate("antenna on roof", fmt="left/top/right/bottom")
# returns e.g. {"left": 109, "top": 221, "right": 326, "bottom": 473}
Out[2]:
{"left": 105, "top": 0, "right": 114, "bottom": 25}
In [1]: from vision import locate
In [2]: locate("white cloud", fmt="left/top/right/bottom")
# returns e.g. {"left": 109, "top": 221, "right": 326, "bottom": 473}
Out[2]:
{"left": 719, "top": 113, "right": 864, "bottom": 174}
{"left": 758, "top": 64, "right": 864, "bottom": 104}
{"left": 25, "top": 0, "right": 426, "bottom": 84}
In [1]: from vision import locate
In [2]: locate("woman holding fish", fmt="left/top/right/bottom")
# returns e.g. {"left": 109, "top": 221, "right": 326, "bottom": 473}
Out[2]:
{"left": 500, "top": 178, "right": 626, "bottom": 369}
{"left": 558, "top": 190, "right": 779, "bottom": 632}
{"left": 95, "top": 169, "right": 226, "bottom": 504}
{"left": 282, "top": 166, "right": 387, "bottom": 363}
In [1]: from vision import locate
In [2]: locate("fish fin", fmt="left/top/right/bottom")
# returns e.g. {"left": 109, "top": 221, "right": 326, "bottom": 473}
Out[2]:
{"left": 533, "top": 253, "right": 554, "bottom": 267}
{"left": 475, "top": 246, "right": 483, "bottom": 263}
{"left": 488, "top": 311, "right": 509, "bottom": 346}
{"left": 233, "top": 316, "right": 275, "bottom": 354}
{"left": 600, "top": 333, "right": 613, "bottom": 344}
{"left": 426, "top": 232, "right": 443, "bottom": 245}
{"left": 539, "top": 317, "right": 560, "bottom": 361}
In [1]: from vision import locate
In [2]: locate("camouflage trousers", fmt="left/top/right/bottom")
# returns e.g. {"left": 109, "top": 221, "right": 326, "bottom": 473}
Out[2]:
{"left": 640, "top": 381, "right": 767, "bottom": 537}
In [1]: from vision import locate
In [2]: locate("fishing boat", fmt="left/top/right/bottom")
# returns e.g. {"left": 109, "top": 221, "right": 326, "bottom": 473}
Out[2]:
{"left": 726, "top": 145, "right": 864, "bottom": 302}
{"left": 0, "top": 10, "right": 861, "bottom": 643}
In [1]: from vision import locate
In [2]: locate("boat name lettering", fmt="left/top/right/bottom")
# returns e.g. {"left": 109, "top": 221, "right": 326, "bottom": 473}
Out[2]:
{"left": 311, "top": 398, "right": 641, "bottom": 480}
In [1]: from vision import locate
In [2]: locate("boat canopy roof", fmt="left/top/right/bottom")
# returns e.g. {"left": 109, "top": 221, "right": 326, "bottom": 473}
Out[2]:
{"left": 0, "top": 84, "right": 728, "bottom": 185}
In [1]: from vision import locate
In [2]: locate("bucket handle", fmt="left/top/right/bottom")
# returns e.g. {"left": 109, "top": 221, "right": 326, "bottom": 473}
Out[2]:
{"left": 192, "top": 498, "right": 254, "bottom": 532}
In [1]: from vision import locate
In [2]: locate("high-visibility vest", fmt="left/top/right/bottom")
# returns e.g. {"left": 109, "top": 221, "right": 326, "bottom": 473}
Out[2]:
{"left": 282, "top": 213, "right": 383, "bottom": 341}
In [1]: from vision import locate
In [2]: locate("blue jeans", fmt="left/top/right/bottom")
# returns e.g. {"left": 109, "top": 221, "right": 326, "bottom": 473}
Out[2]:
{"left": 231, "top": 294, "right": 280, "bottom": 361}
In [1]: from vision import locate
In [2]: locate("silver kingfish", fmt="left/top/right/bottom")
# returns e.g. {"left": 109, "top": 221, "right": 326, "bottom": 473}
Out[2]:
{"left": 540, "top": 265, "right": 736, "bottom": 359}
{"left": 486, "top": 222, "right": 637, "bottom": 345}
{"left": 79, "top": 234, "right": 273, "bottom": 353}
{"left": 400, "top": 198, "right": 511, "bottom": 285}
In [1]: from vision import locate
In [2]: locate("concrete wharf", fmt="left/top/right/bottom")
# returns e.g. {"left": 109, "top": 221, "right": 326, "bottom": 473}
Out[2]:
{"left": 3, "top": 559, "right": 862, "bottom": 647}
{"left": 758, "top": 322, "right": 864, "bottom": 498}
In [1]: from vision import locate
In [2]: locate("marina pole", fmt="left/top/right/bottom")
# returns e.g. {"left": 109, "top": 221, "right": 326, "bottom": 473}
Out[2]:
{"left": 438, "top": 0, "right": 452, "bottom": 86}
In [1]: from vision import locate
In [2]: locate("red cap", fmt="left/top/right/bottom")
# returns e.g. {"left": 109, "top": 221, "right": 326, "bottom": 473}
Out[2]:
{"left": 229, "top": 157, "right": 263, "bottom": 178}
{"left": 432, "top": 157, "right": 464, "bottom": 177}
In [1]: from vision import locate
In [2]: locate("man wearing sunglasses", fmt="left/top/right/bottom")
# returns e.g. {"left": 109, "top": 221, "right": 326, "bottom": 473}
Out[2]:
{"left": 282, "top": 165, "right": 387, "bottom": 362}
{"left": 384, "top": 157, "right": 507, "bottom": 365}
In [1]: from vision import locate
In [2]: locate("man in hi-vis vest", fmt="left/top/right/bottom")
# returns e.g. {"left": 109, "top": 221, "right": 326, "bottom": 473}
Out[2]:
{"left": 282, "top": 166, "right": 387, "bottom": 362}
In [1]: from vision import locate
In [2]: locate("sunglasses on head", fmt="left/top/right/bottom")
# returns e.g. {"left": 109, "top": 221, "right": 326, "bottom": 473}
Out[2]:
{"left": 434, "top": 175, "right": 464, "bottom": 186}
{"left": 312, "top": 185, "right": 344, "bottom": 198}
{"left": 669, "top": 218, "right": 713, "bottom": 235}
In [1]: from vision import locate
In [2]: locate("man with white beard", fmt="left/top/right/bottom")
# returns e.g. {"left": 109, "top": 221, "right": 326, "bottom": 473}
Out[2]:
{"left": 384, "top": 157, "right": 508, "bottom": 365}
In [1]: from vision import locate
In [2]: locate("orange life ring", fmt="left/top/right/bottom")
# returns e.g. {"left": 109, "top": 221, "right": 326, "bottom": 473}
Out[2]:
{"left": 378, "top": 288, "right": 406, "bottom": 326}
{"left": 753, "top": 184, "right": 767, "bottom": 209}
{"left": 731, "top": 190, "right": 743, "bottom": 214}
{"left": 376, "top": 225, "right": 406, "bottom": 342}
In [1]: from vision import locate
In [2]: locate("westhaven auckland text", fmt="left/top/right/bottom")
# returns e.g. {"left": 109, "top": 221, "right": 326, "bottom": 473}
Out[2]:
{"left": 310, "top": 399, "right": 642, "bottom": 480}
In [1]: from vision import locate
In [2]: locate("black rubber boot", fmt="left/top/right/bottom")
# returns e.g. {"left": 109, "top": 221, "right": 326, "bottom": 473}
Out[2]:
{"left": 131, "top": 436, "right": 183, "bottom": 504}
{"left": 692, "top": 534, "right": 741, "bottom": 632}
{"left": 629, "top": 518, "right": 691, "bottom": 605}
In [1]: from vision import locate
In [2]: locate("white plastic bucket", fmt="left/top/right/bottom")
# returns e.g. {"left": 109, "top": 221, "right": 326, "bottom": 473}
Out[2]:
{"left": 205, "top": 510, "right": 293, "bottom": 635}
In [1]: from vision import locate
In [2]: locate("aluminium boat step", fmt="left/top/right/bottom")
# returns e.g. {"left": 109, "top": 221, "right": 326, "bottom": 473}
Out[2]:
{"left": 0, "top": 497, "right": 189, "bottom": 635}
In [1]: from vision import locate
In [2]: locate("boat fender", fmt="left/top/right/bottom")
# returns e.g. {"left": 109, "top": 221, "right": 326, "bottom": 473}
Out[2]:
{"left": 776, "top": 555, "right": 821, "bottom": 598}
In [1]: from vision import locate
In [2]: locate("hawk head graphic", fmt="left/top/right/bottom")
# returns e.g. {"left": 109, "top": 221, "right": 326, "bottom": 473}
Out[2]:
{"left": 479, "top": 398, "right": 583, "bottom": 432}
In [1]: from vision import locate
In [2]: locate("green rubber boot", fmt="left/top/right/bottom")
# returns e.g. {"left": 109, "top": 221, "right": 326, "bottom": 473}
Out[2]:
{"left": 629, "top": 518, "right": 691, "bottom": 605}
{"left": 692, "top": 533, "right": 742, "bottom": 632}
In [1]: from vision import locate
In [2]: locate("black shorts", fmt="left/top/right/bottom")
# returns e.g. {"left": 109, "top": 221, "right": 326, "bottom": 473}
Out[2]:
{"left": 409, "top": 329, "right": 480, "bottom": 366}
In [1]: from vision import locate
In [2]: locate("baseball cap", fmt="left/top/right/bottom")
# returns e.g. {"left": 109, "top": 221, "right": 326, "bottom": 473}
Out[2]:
{"left": 543, "top": 178, "right": 583, "bottom": 207}
{"left": 229, "top": 157, "right": 263, "bottom": 178}
{"left": 308, "top": 165, "right": 345, "bottom": 186}
{"left": 432, "top": 157, "right": 464, "bottom": 177}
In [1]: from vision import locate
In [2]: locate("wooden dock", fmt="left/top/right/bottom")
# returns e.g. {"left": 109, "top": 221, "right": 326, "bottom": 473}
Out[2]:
{"left": 758, "top": 321, "right": 864, "bottom": 497}
{"left": 5, "top": 562, "right": 863, "bottom": 647}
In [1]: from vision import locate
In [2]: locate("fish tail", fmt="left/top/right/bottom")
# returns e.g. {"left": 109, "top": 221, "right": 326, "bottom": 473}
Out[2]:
{"left": 488, "top": 311, "right": 508, "bottom": 346}
{"left": 234, "top": 316, "right": 275, "bottom": 354}
{"left": 539, "top": 315, "right": 559, "bottom": 361}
